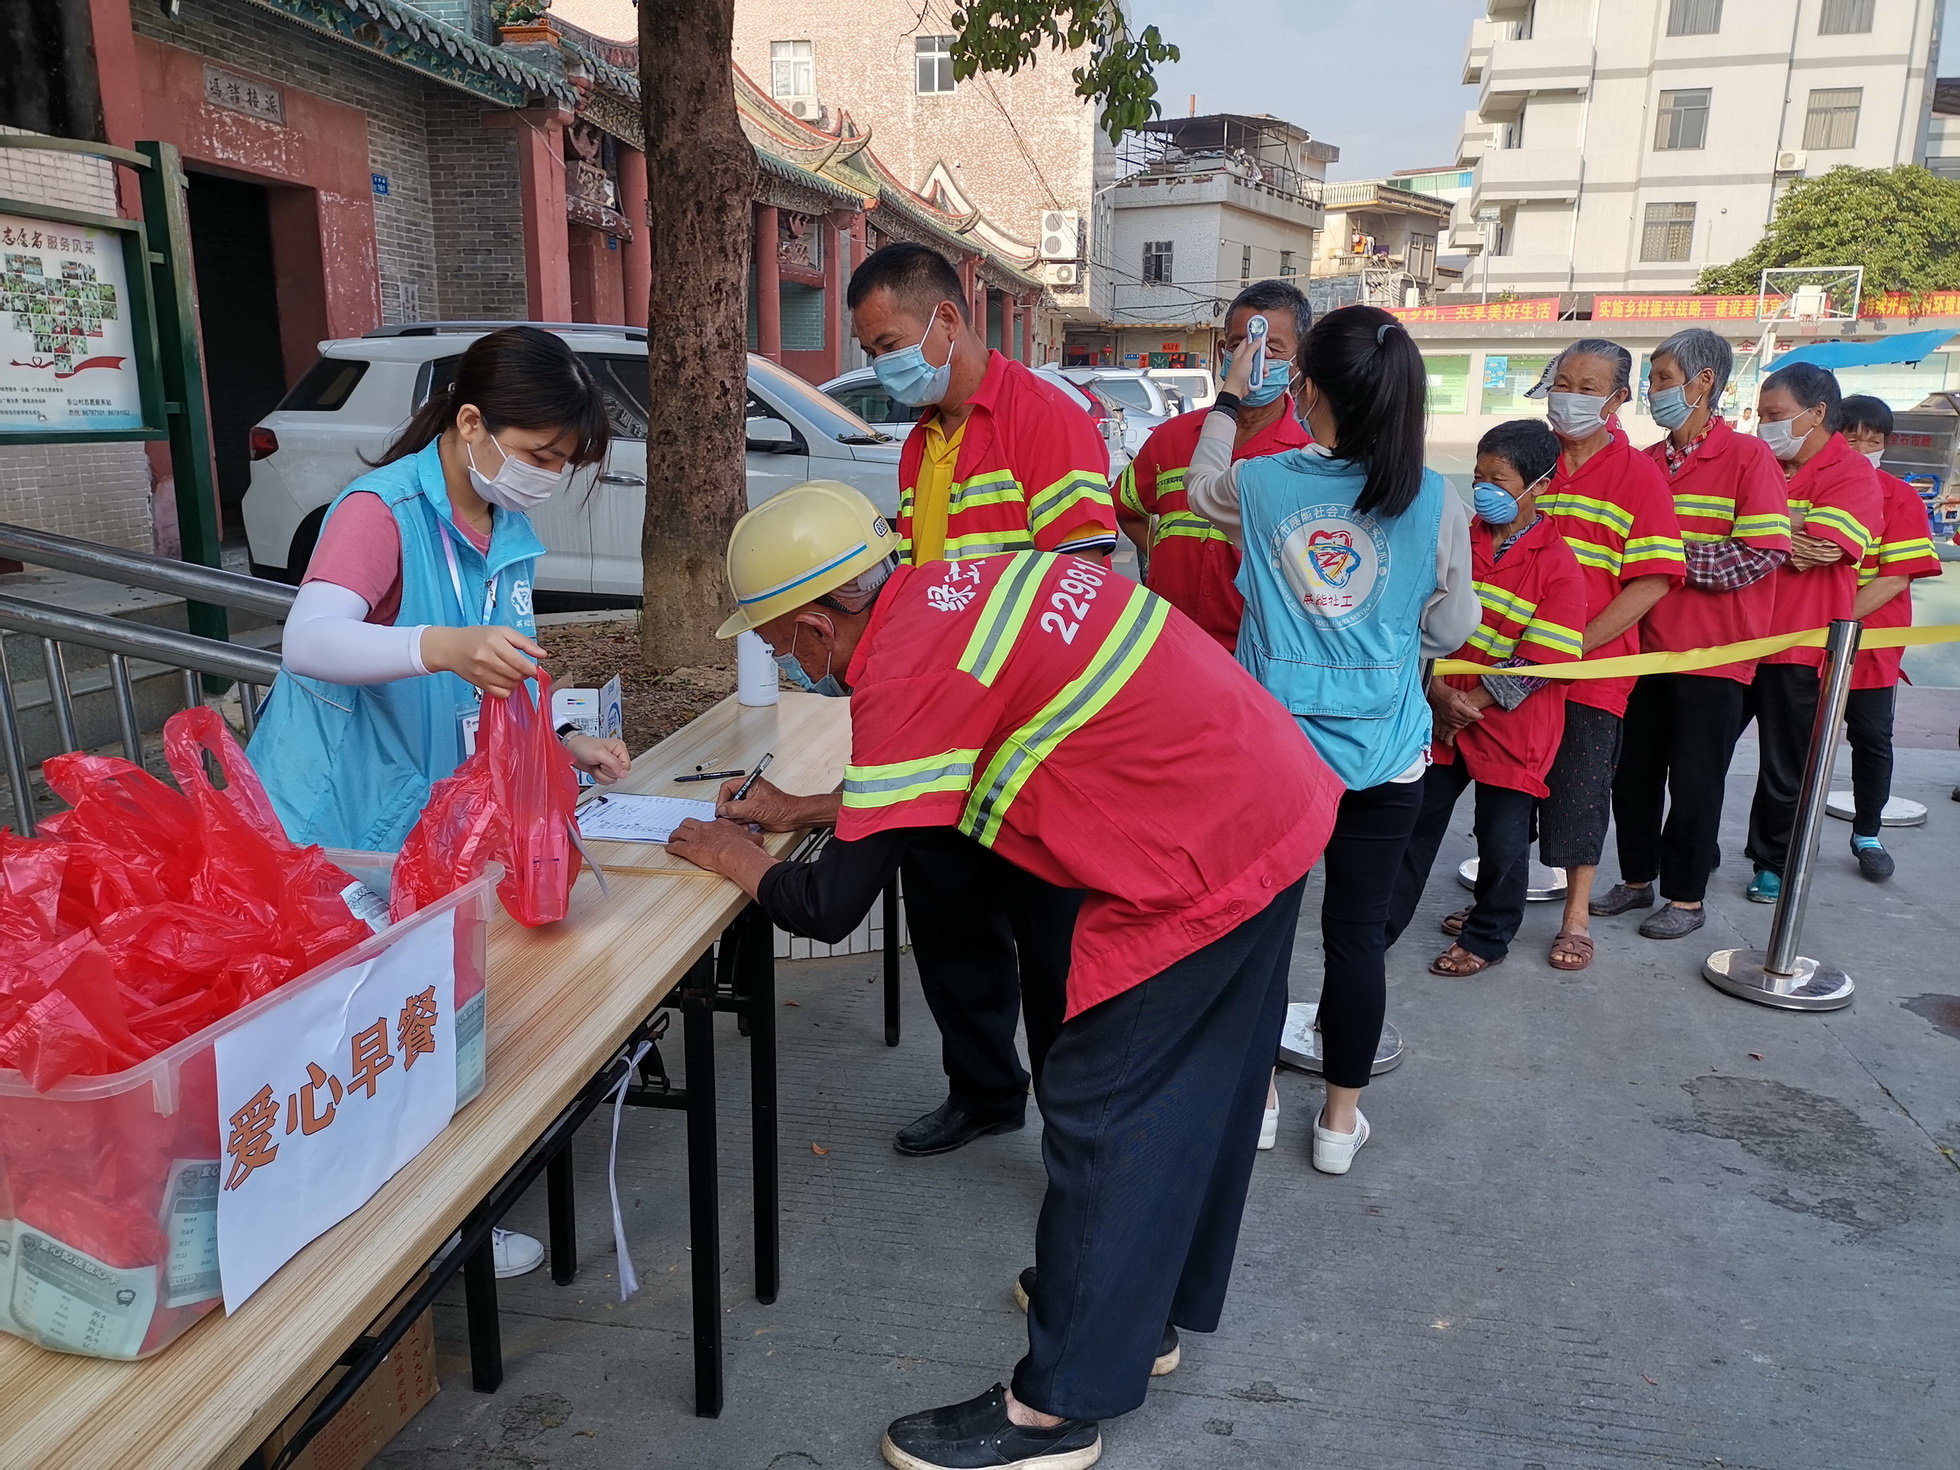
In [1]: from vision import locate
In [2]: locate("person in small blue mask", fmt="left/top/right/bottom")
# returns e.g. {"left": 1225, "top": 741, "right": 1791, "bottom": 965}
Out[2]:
{"left": 1390, "top": 419, "right": 1587, "bottom": 975}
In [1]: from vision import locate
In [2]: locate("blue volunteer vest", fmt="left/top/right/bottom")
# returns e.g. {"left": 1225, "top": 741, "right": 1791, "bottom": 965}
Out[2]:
{"left": 1233, "top": 450, "right": 1445, "bottom": 790}
{"left": 248, "top": 440, "right": 546, "bottom": 852}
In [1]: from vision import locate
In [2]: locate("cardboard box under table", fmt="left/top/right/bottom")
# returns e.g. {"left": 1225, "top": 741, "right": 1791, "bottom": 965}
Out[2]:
{"left": 0, "top": 692, "right": 851, "bottom": 1470}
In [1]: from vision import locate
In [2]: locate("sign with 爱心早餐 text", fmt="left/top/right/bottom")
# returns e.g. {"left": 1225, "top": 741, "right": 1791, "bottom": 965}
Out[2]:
{"left": 213, "top": 916, "right": 459, "bottom": 1312}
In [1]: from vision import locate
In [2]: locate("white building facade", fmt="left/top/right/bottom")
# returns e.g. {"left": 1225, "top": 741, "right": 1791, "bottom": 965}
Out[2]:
{"left": 1452, "top": 0, "right": 1941, "bottom": 296}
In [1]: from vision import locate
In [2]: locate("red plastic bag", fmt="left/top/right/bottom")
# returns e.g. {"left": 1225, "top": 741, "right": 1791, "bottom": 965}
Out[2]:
{"left": 391, "top": 672, "right": 582, "bottom": 926}
{"left": 38, "top": 754, "right": 202, "bottom": 910}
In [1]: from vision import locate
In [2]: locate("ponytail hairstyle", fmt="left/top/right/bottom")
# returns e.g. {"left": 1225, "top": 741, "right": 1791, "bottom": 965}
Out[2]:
{"left": 1298, "top": 304, "right": 1428, "bottom": 518}
{"left": 372, "top": 325, "right": 612, "bottom": 469}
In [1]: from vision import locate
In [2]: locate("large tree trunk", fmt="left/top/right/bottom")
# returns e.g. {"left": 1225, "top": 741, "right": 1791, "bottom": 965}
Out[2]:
{"left": 0, "top": 0, "right": 105, "bottom": 139}
{"left": 639, "top": 0, "right": 756, "bottom": 670}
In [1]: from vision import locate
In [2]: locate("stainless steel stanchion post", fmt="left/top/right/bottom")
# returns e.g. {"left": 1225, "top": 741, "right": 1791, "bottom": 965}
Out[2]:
{"left": 1703, "top": 618, "right": 1859, "bottom": 1010}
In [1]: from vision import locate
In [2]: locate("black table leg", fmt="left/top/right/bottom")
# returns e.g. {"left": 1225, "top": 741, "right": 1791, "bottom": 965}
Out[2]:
{"left": 547, "top": 1141, "right": 577, "bottom": 1286}
{"left": 738, "top": 903, "right": 779, "bottom": 1306}
{"left": 463, "top": 1233, "right": 503, "bottom": 1393}
{"left": 681, "top": 957, "right": 724, "bottom": 1418}
{"left": 883, "top": 876, "right": 902, "bottom": 1047}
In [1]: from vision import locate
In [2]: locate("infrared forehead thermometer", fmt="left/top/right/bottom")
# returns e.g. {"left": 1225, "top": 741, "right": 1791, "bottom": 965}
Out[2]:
{"left": 1245, "top": 314, "right": 1269, "bottom": 390}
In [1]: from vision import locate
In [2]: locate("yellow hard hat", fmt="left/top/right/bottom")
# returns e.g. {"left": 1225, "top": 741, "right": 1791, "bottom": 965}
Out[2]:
{"left": 715, "top": 480, "right": 900, "bottom": 639}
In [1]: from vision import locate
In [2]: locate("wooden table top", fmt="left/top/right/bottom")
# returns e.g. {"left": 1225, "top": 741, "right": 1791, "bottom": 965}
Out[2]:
{"left": 0, "top": 692, "right": 850, "bottom": 1470}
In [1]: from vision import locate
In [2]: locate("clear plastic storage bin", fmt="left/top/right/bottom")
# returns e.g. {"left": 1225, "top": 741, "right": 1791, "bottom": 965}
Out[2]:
{"left": 0, "top": 855, "right": 496, "bottom": 1360}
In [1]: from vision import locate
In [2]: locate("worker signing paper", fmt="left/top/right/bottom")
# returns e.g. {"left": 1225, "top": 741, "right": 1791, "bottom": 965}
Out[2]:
{"left": 665, "top": 480, "right": 1342, "bottom": 1470}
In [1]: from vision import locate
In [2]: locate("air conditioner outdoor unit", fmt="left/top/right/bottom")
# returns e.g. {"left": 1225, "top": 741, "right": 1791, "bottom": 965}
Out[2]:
{"left": 1039, "top": 210, "right": 1081, "bottom": 261}
{"left": 1775, "top": 150, "right": 1807, "bottom": 174}
{"left": 1050, "top": 262, "right": 1080, "bottom": 286}
{"left": 787, "top": 98, "right": 819, "bottom": 121}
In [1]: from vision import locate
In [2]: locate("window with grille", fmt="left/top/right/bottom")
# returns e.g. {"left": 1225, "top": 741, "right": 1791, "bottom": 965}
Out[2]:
{"left": 1803, "top": 88, "right": 1862, "bottom": 149}
{"left": 1654, "top": 89, "right": 1711, "bottom": 150}
{"left": 1819, "top": 0, "right": 1875, "bottom": 34}
{"left": 1279, "top": 250, "right": 1297, "bottom": 278}
{"left": 1666, "top": 0, "right": 1722, "bottom": 35}
{"left": 915, "top": 35, "right": 956, "bottom": 94}
{"left": 1640, "top": 202, "right": 1696, "bottom": 262}
{"left": 1241, "top": 245, "right": 1252, "bottom": 281}
{"left": 770, "top": 40, "right": 813, "bottom": 98}
{"left": 1142, "top": 240, "right": 1173, "bottom": 284}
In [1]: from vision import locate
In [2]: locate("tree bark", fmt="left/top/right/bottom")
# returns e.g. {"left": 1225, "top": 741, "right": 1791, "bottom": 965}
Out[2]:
{"left": 639, "top": 0, "right": 755, "bottom": 670}
{"left": 0, "top": 0, "right": 106, "bottom": 140}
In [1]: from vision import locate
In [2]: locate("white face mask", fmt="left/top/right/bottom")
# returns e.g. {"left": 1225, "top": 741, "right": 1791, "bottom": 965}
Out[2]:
{"left": 1862, "top": 449, "right": 1886, "bottom": 468}
{"left": 1547, "top": 392, "right": 1613, "bottom": 440}
{"left": 466, "top": 433, "right": 568, "bottom": 513}
{"left": 1757, "top": 411, "right": 1814, "bottom": 463}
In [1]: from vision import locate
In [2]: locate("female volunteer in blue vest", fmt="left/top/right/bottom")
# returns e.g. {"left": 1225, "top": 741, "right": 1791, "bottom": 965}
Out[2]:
{"left": 1188, "top": 304, "right": 1478, "bottom": 1175}
{"left": 251, "top": 326, "right": 630, "bottom": 853}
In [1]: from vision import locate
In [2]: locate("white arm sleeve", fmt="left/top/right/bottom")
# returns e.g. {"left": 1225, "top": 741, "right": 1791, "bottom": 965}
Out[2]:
{"left": 281, "top": 580, "right": 432, "bottom": 685}
{"left": 1420, "top": 492, "right": 1482, "bottom": 659}
{"left": 1182, "top": 410, "right": 1246, "bottom": 547}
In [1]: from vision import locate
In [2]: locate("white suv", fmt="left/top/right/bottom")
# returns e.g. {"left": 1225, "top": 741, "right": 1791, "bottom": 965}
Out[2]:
{"left": 240, "top": 323, "right": 902, "bottom": 600}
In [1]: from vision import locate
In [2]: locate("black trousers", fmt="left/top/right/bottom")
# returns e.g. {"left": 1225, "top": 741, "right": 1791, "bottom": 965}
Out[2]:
{"left": 1013, "top": 878, "right": 1305, "bottom": 1423}
{"left": 1845, "top": 685, "right": 1897, "bottom": 838}
{"left": 1315, "top": 779, "right": 1424, "bottom": 1090}
{"left": 901, "top": 835, "right": 1082, "bottom": 1117}
{"left": 1612, "top": 673, "right": 1748, "bottom": 902}
{"left": 1746, "top": 663, "right": 1822, "bottom": 877}
{"left": 1387, "top": 761, "right": 1536, "bottom": 963}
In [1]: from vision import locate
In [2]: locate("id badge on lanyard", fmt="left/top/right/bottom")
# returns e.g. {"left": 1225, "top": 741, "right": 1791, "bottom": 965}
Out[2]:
{"left": 439, "top": 520, "right": 499, "bottom": 757}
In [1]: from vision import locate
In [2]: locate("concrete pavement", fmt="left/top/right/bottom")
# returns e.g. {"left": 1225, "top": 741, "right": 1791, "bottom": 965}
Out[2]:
{"left": 381, "top": 741, "right": 1960, "bottom": 1470}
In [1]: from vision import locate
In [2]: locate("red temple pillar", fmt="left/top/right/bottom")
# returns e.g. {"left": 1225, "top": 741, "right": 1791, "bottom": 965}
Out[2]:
{"left": 618, "top": 143, "right": 651, "bottom": 328}
{"left": 753, "top": 204, "right": 782, "bottom": 361}
{"left": 485, "top": 106, "right": 572, "bottom": 322}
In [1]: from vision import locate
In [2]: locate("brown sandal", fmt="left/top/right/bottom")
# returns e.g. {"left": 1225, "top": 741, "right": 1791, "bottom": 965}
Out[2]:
{"left": 1441, "top": 907, "right": 1471, "bottom": 937}
{"left": 1549, "top": 930, "right": 1594, "bottom": 971}
{"left": 1430, "top": 943, "right": 1501, "bottom": 976}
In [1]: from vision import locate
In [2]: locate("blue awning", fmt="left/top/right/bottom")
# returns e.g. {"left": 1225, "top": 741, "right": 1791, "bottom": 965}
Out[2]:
{"left": 1773, "top": 329, "right": 1954, "bottom": 371}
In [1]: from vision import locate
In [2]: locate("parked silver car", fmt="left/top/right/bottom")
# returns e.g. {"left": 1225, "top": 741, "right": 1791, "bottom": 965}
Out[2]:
{"left": 821, "top": 364, "right": 1134, "bottom": 475}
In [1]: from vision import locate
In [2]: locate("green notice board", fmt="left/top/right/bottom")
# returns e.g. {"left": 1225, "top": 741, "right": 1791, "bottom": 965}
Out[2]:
{"left": 1425, "top": 354, "right": 1471, "bottom": 415}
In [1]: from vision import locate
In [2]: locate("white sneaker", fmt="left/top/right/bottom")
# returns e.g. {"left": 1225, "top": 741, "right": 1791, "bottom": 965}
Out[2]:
{"left": 1257, "top": 1102, "right": 1279, "bottom": 1151}
{"left": 492, "top": 1228, "right": 545, "bottom": 1278}
{"left": 1311, "top": 1107, "right": 1369, "bottom": 1175}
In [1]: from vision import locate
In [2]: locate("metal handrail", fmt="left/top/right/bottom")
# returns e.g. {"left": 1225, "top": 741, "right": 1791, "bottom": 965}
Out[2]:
{"left": 0, "top": 595, "right": 281, "bottom": 684}
{"left": 0, "top": 521, "right": 296, "bottom": 618}
{"left": 0, "top": 595, "right": 282, "bottom": 835}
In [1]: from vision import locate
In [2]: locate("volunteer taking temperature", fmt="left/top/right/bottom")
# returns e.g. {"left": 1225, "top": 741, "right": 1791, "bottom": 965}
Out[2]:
{"left": 251, "top": 326, "right": 630, "bottom": 855}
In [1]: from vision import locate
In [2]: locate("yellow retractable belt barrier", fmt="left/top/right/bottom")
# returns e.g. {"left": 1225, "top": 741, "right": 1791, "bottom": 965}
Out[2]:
{"left": 1432, "top": 623, "right": 1960, "bottom": 681}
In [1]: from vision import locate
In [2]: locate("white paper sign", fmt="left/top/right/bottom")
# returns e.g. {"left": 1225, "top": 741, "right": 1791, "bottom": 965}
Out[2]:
{"left": 0, "top": 213, "right": 145, "bottom": 432}
{"left": 213, "top": 917, "right": 458, "bottom": 1312}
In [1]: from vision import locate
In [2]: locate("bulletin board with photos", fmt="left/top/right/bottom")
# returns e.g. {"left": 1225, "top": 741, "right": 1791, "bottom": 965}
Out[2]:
{"left": 0, "top": 198, "right": 165, "bottom": 443}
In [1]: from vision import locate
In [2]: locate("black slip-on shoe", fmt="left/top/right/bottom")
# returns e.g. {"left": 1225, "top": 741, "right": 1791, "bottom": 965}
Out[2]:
{"left": 1590, "top": 883, "right": 1656, "bottom": 917}
{"left": 1853, "top": 841, "right": 1896, "bottom": 881}
{"left": 881, "top": 1384, "right": 1100, "bottom": 1470}
{"left": 1637, "top": 903, "right": 1706, "bottom": 940}
{"left": 894, "top": 1100, "right": 1025, "bottom": 1157}
{"left": 1013, "top": 1268, "right": 1179, "bottom": 1375}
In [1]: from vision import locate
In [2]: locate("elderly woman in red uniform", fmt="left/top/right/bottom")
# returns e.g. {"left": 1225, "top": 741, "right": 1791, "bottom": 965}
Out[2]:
{"left": 1596, "top": 328, "right": 1791, "bottom": 940}
{"left": 1743, "top": 364, "right": 1884, "bottom": 903}
{"left": 1527, "top": 340, "right": 1685, "bottom": 969}
{"left": 1835, "top": 394, "right": 1942, "bottom": 880}
{"left": 1391, "top": 420, "right": 1587, "bottom": 973}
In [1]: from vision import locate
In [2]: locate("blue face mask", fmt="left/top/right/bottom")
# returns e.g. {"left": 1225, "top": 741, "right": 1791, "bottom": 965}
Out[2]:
{"left": 871, "top": 315, "right": 954, "bottom": 407}
{"left": 1472, "top": 481, "right": 1521, "bottom": 526}
{"left": 1648, "top": 382, "right": 1704, "bottom": 432}
{"left": 1220, "top": 351, "right": 1292, "bottom": 409}
{"left": 774, "top": 625, "right": 848, "bottom": 698}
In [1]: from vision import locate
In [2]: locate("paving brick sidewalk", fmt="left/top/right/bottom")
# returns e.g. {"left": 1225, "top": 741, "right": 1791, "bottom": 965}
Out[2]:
{"left": 383, "top": 745, "right": 1960, "bottom": 1470}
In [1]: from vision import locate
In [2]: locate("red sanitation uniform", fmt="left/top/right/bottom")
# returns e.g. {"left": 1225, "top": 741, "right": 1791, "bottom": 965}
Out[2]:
{"left": 1116, "top": 402, "right": 1310, "bottom": 649}
{"left": 894, "top": 352, "right": 1117, "bottom": 560}
{"left": 1638, "top": 416, "right": 1792, "bottom": 680}
{"left": 1851, "top": 471, "right": 1943, "bottom": 691}
{"left": 838, "top": 550, "right": 1342, "bottom": 1015}
{"left": 1433, "top": 514, "right": 1591, "bottom": 798}
{"left": 1539, "top": 427, "right": 1686, "bottom": 716}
